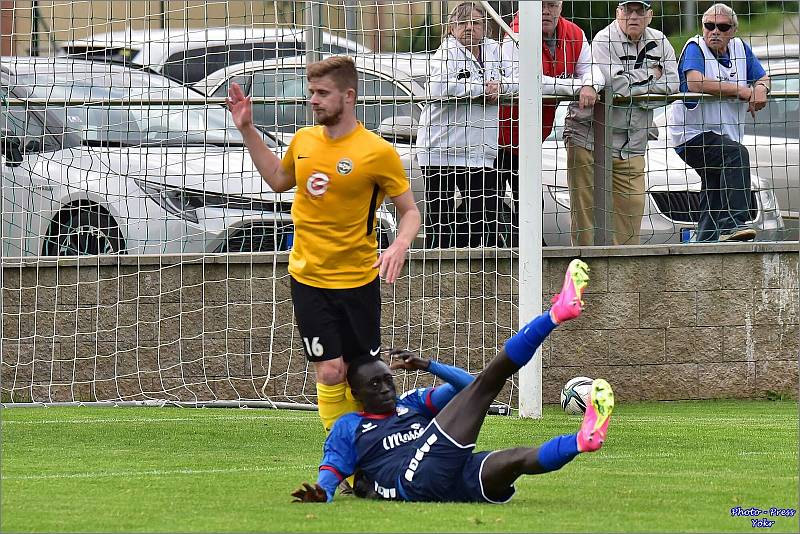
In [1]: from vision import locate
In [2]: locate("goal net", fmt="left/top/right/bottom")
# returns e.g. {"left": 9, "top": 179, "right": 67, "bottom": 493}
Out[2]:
{"left": 1, "top": 1, "right": 797, "bottom": 412}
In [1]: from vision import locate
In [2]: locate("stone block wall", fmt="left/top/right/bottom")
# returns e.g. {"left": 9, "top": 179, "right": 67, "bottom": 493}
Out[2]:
{"left": 1, "top": 243, "right": 797, "bottom": 406}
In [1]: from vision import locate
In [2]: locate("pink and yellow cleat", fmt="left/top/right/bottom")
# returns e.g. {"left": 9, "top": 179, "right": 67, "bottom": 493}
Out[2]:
{"left": 577, "top": 379, "right": 614, "bottom": 452}
{"left": 550, "top": 259, "right": 590, "bottom": 324}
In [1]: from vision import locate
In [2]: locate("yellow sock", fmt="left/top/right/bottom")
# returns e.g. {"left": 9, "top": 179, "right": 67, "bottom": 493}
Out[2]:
{"left": 316, "top": 382, "right": 349, "bottom": 434}
{"left": 344, "top": 383, "right": 364, "bottom": 414}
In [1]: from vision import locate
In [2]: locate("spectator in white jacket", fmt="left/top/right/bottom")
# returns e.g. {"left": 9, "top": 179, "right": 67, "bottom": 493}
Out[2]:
{"left": 415, "top": 1, "right": 506, "bottom": 248}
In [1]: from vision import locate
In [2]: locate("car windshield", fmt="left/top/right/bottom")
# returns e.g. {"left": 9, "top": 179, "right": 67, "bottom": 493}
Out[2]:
{"left": 14, "top": 71, "right": 275, "bottom": 147}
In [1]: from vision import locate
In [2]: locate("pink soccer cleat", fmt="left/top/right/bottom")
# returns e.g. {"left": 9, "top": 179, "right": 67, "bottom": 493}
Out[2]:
{"left": 577, "top": 379, "right": 614, "bottom": 452}
{"left": 550, "top": 259, "right": 590, "bottom": 324}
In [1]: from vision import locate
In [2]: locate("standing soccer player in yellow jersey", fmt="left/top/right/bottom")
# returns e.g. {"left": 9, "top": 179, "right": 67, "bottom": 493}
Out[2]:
{"left": 226, "top": 57, "right": 421, "bottom": 437}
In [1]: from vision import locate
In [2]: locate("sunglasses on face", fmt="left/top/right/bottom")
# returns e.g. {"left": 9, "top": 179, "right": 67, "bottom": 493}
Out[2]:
{"left": 704, "top": 22, "right": 733, "bottom": 32}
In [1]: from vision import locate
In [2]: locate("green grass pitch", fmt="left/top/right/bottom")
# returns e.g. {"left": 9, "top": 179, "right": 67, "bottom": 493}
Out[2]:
{"left": 2, "top": 400, "right": 797, "bottom": 532}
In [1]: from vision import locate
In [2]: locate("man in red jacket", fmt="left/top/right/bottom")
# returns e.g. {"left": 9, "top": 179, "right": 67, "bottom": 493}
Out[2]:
{"left": 499, "top": 1, "right": 603, "bottom": 246}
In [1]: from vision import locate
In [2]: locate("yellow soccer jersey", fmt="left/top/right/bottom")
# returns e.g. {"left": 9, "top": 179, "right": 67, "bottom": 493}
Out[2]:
{"left": 281, "top": 123, "right": 410, "bottom": 289}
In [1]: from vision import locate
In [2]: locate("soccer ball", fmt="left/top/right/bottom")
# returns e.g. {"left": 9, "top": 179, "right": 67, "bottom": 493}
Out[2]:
{"left": 560, "top": 376, "right": 593, "bottom": 415}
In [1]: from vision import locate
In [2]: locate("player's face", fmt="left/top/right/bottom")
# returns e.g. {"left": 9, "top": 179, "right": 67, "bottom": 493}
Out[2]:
{"left": 350, "top": 360, "right": 397, "bottom": 413}
{"left": 307, "top": 75, "right": 353, "bottom": 127}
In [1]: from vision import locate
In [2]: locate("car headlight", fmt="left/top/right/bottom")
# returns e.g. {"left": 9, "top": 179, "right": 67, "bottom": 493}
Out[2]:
{"left": 751, "top": 175, "right": 779, "bottom": 212}
{"left": 134, "top": 179, "right": 204, "bottom": 223}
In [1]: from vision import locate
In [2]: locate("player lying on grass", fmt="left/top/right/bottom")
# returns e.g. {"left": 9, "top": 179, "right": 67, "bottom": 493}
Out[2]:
{"left": 292, "top": 259, "right": 615, "bottom": 503}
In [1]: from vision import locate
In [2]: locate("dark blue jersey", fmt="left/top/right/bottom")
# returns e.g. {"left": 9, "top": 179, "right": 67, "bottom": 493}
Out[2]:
{"left": 315, "top": 361, "right": 474, "bottom": 501}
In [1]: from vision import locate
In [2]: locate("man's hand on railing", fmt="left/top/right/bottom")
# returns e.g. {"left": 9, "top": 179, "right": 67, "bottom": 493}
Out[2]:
{"left": 748, "top": 84, "right": 769, "bottom": 117}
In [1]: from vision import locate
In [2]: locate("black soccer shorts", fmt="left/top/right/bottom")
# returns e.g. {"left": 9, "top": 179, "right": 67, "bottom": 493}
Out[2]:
{"left": 290, "top": 276, "right": 381, "bottom": 363}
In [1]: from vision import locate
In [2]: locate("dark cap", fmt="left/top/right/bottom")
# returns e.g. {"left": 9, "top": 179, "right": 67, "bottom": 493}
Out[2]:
{"left": 618, "top": 0, "right": 652, "bottom": 8}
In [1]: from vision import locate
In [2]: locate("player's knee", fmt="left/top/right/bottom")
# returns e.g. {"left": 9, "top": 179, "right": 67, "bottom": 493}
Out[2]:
{"left": 315, "top": 360, "right": 346, "bottom": 385}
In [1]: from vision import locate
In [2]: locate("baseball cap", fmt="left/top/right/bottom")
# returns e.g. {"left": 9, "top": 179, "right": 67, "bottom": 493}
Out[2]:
{"left": 618, "top": 0, "right": 652, "bottom": 7}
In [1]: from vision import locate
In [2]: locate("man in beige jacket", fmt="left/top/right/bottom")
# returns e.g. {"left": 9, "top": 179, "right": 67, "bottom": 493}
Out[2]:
{"left": 563, "top": 0, "right": 679, "bottom": 245}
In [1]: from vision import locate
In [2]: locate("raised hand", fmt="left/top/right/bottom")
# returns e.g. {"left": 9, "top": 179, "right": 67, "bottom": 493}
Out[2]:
{"left": 291, "top": 482, "right": 327, "bottom": 503}
{"left": 388, "top": 348, "right": 430, "bottom": 371}
{"left": 226, "top": 82, "right": 253, "bottom": 131}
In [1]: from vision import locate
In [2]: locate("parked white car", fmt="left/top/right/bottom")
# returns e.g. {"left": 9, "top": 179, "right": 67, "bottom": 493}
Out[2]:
{"left": 743, "top": 62, "right": 799, "bottom": 240}
{"left": 196, "top": 55, "right": 784, "bottom": 246}
{"left": 58, "top": 27, "right": 371, "bottom": 85}
{"left": 0, "top": 58, "right": 395, "bottom": 257}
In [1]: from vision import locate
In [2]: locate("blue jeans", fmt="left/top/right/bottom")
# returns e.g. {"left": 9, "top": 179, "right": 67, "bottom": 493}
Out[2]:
{"left": 676, "top": 132, "right": 753, "bottom": 242}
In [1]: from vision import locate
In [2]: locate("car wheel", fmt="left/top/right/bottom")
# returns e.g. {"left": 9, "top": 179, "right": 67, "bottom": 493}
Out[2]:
{"left": 43, "top": 204, "right": 125, "bottom": 256}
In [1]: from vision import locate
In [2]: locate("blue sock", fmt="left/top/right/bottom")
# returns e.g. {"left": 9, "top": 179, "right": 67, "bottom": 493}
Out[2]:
{"left": 503, "top": 312, "right": 557, "bottom": 368}
{"left": 536, "top": 433, "right": 580, "bottom": 472}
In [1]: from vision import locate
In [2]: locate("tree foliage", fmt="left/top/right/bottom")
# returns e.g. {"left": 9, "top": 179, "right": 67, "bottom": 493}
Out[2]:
{"left": 560, "top": 1, "right": 795, "bottom": 37}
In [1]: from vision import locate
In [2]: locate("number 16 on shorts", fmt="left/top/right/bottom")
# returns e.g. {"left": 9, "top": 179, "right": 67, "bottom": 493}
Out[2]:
{"left": 303, "top": 337, "right": 324, "bottom": 358}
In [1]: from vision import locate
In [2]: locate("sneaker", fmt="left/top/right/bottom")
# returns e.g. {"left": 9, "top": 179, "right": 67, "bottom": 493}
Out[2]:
{"left": 550, "top": 259, "right": 590, "bottom": 324}
{"left": 719, "top": 228, "right": 756, "bottom": 242}
{"left": 577, "top": 378, "right": 614, "bottom": 452}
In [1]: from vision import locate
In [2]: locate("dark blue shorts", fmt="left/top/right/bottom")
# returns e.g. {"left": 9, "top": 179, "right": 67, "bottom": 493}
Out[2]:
{"left": 397, "top": 419, "right": 516, "bottom": 503}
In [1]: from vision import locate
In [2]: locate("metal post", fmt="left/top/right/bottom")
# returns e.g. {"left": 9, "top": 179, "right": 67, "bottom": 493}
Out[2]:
{"left": 343, "top": 0, "right": 359, "bottom": 47}
{"left": 305, "top": 0, "right": 323, "bottom": 125}
{"left": 517, "top": 0, "right": 542, "bottom": 419}
{"left": 683, "top": 0, "right": 697, "bottom": 33}
{"left": 592, "top": 87, "right": 614, "bottom": 246}
{"left": 160, "top": 0, "right": 167, "bottom": 29}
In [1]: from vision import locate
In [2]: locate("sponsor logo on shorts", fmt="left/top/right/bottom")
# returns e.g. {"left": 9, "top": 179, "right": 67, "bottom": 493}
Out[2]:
{"left": 382, "top": 425, "right": 424, "bottom": 450}
{"left": 373, "top": 481, "right": 397, "bottom": 499}
{"left": 306, "top": 172, "right": 330, "bottom": 197}
{"left": 337, "top": 158, "right": 353, "bottom": 175}
{"left": 369, "top": 346, "right": 381, "bottom": 357}
{"left": 404, "top": 433, "right": 438, "bottom": 482}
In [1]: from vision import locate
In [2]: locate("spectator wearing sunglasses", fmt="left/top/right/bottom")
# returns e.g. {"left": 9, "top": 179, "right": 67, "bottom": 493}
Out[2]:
{"left": 563, "top": 0, "right": 679, "bottom": 246}
{"left": 668, "top": 3, "right": 770, "bottom": 242}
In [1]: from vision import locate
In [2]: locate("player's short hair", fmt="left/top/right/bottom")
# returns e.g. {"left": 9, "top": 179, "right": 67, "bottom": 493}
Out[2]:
{"left": 306, "top": 56, "right": 359, "bottom": 97}
{"left": 346, "top": 355, "right": 382, "bottom": 388}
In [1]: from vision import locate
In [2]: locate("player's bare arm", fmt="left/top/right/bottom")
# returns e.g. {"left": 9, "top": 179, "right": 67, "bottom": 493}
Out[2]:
{"left": 372, "top": 189, "right": 420, "bottom": 284}
{"left": 226, "top": 82, "right": 296, "bottom": 193}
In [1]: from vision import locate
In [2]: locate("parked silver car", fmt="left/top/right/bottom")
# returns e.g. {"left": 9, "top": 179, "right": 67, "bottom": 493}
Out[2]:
{"left": 0, "top": 58, "right": 395, "bottom": 257}
{"left": 59, "top": 27, "right": 371, "bottom": 85}
{"left": 196, "top": 54, "right": 785, "bottom": 246}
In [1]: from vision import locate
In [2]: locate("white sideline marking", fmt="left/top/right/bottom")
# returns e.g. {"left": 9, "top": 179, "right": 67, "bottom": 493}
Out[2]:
{"left": 615, "top": 416, "right": 798, "bottom": 425}
{"left": 4, "top": 464, "right": 317, "bottom": 481}
{"left": 579, "top": 467, "right": 797, "bottom": 480}
{"left": 2, "top": 415, "right": 315, "bottom": 425}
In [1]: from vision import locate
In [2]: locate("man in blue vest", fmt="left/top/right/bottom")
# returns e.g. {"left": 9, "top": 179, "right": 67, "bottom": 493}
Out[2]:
{"left": 668, "top": 3, "right": 770, "bottom": 242}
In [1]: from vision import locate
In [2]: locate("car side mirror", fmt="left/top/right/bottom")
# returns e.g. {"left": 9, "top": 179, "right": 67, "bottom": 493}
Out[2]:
{"left": 378, "top": 116, "right": 417, "bottom": 143}
{"left": 1, "top": 128, "right": 23, "bottom": 167}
